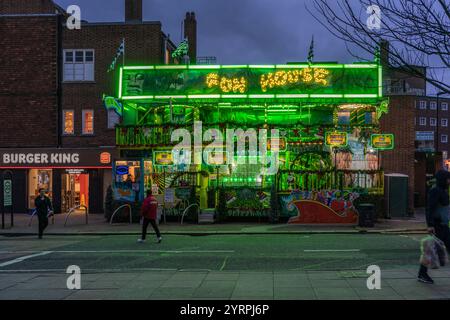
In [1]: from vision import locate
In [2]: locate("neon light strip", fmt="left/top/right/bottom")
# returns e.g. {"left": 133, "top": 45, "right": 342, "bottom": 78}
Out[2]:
{"left": 267, "top": 110, "right": 299, "bottom": 113}
{"left": 221, "top": 94, "right": 248, "bottom": 98}
{"left": 248, "top": 65, "right": 275, "bottom": 68}
{"left": 344, "top": 94, "right": 378, "bottom": 98}
{"left": 344, "top": 64, "right": 377, "bottom": 68}
{"left": 118, "top": 67, "right": 123, "bottom": 98}
{"left": 124, "top": 66, "right": 154, "bottom": 70}
{"left": 155, "top": 65, "right": 187, "bottom": 69}
{"left": 310, "top": 94, "right": 344, "bottom": 98}
{"left": 275, "top": 64, "right": 308, "bottom": 69}
{"left": 276, "top": 94, "right": 309, "bottom": 98}
{"left": 249, "top": 94, "right": 275, "bottom": 98}
{"left": 221, "top": 65, "right": 248, "bottom": 69}
{"left": 188, "top": 94, "right": 221, "bottom": 99}
{"left": 189, "top": 65, "right": 221, "bottom": 69}
{"left": 378, "top": 65, "right": 383, "bottom": 97}
{"left": 310, "top": 65, "right": 344, "bottom": 68}
{"left": 122, "top": 96, "right": 154, "bottom": 100}
{"left": 154, "top": 95, "right": 187, "bottom": 99}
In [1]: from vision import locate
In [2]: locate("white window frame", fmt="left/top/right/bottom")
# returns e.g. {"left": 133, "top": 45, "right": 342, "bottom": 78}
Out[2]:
{"left": 442, "top": 102, "right": 449, "bottom": 111}
{"left": 430, "top": 101, "right": 437, "bottom": 110}
{"left": 419, "top": 117, "right": 426, "bottom": 126}
{"left": 82, "top": 109, "right": 94, "bottom": 135}
{"left": 62, "top": 109, "right": 75, "bottom": 135}
{"left": 419, "top": 101, "right": 427, "bottom": 110}
{"left": 442, "top": 134, "right": 448, "bottom": 143}
{"left": 63, "top": 49, "right": 95, "bottom": 82}
{"left": 442, "top": 118, "right": 448, "bottom": 127}
{"left": 430, "top": 118, "right": 437, "bottom": 127}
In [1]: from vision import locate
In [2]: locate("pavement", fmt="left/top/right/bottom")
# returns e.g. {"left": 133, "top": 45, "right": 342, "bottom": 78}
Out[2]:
{"left": 0, "top": 208, "right": 430, "bottom": 236}
{"left": 1, "top": 231, "right": 449, "bottom": 300}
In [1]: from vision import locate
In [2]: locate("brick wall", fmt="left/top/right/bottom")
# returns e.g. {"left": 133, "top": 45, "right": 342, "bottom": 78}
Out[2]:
{"left": 379, "top": 95, "right": 416, "bottom": 213}
{"left": 0, "top": 0, "right": 57, "bottom": 14}
{"left": 0, "top": 16, "right": 59, "bottom": 147}
{"left": 61, "top": 22, "right": 164, "bottom": 147}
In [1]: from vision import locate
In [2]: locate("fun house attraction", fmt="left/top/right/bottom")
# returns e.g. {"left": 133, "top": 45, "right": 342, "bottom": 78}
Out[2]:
{"left": 105, "top": 54, "right": 393, "bottom": 224}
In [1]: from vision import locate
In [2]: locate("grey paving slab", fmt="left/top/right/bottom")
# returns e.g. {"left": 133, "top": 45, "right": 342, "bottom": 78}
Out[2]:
{"left": 274, "top": 287, "right": 316, "bottom": 300}
{"left": 150, "top": 287, "right": 196, "bottom": 299}
{"left": 112, "top": 288, "right": 156, "bottom": 300}
{"left": 313, "top": 287, "right": 360, "bottom": 300}
{"left": 205, "top": 272, "right": 240, "bottom": 281}
{"left": 0, "top": 288, "right": 73, "bottom": 300}
{"left": 64, "top": 289, "right": 118, "bottom": 300}
{"left": 309, "top": 279, "right": 351, "bottom": 288}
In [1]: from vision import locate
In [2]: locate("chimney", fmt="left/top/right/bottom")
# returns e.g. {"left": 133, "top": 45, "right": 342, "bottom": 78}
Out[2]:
{"left": 184, "top": 12, "right": 197, "bottom": 64}
{"left": 125, "top": 0, "right": 142, "bottom": 22}
{"left": 380, "top": 39, "right": 390, "bottom": 67}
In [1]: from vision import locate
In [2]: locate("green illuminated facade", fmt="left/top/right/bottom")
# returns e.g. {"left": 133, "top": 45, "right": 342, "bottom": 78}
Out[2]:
{"left": 111, "top": 60, "right": 389, "bottom": 221}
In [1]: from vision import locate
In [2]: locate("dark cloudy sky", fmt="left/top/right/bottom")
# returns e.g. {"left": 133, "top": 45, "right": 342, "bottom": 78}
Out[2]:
{"left": 55, "top": 0, "right": 447, "bottom": 94}
{"left": 55, "top": 0, "right": 373, "bottom": 64}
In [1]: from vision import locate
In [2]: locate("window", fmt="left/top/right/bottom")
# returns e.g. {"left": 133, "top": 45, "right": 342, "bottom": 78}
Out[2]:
{"left": 430, "top": 118, "right": 437, "bottom": 126}
{"left": 442, "top": 103, "right": 449, "bottom": 111}
{"left": 442, "top": 134, "right": 448, "bottom": 143}
{"left": 63, "top": 110, "right": 74, "bottom": 135}
{"left": 107, "top": 109, "right": 120, "bottom": 129}
{"left": 338, "top": 111, "right": 350, "bottom": 124}
{"left": 419, "top": 117, "right": 426, "bottom": 126}
{"left": 430, "top": 101, "right": 437, "bottom": 110}
{"left": 82, "top": 110, "right": 94, "bottom": 134}
{"left": 64, "top": 49, "right": 95, "bottom": 81}
{"left": 419, "top": 101, "right": 427, "bottom": 109}
{"left": 442, "top": 118, "right": 448, "bottom": 127}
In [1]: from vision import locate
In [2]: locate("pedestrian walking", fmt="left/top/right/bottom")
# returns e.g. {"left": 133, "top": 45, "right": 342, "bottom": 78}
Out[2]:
{"left": 418, "top": 169, "right": 450, "bottom": 284}
{"left": 34, "top": 188, "right": 54, "bottom": 239}
{"left": 137, "top": 190, "right": 162, "bottom": 244}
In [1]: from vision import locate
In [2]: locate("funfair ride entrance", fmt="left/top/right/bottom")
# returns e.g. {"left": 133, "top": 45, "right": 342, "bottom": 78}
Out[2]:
{"left": 108, "top": 59, "right": 392, "bottom": 224}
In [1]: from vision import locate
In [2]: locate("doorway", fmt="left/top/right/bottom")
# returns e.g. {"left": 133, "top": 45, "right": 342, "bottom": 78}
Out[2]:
{"left": 61, "top": 172, "right": 89, "bottom": 212}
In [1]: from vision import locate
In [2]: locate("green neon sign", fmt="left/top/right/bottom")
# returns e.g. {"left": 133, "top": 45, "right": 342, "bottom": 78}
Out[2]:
{"left": 119, "top": 63, "right": 381, "bottom": 101}
{"left": 370, "top": 134, "right": 394, "bottom": 150}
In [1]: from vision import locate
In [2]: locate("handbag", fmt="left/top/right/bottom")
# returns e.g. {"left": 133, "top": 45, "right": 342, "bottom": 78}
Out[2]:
{"left": 433, "top": 235, "right": 449, "bottom": 267}
{"left": 420, "top": 235, "right": 440, "bottom": 269}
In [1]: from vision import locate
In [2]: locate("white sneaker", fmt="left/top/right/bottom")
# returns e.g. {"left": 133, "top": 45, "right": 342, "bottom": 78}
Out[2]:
{"left": 137, "top": 239, "right": 145, "bottom": 243}
{"left": 157, "top": 237, "right": 162, "bottom": 243}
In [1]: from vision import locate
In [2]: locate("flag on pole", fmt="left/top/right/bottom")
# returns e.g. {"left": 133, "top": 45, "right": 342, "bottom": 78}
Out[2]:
{"left": 307, "top": 35, "right": 314, "bottom": 64}
{"left": 172, "top": 39, "right": 189, "bottom": 60}
{"left": 108, "top": 38, "right": 125, "bottom": 73}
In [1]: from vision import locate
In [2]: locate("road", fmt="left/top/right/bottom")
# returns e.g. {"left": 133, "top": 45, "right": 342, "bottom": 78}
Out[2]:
{"left": 0, "top": 233, "right": 449, "bottom": 300}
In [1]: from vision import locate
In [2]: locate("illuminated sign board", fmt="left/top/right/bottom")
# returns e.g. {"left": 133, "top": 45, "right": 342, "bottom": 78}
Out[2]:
{"left": 325, "top": 132, "right": 348, "bottom": 147}
{"left": 154, "top": 151, "right": 174, "bottom": 166}
{"left": 119, "top": 63, "right": 382, "bottom": 101}
{"left": 370, "top": 134, "right": 394, "bottom": 150}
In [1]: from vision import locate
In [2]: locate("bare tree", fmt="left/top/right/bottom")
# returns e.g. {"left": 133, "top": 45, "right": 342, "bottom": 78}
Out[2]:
{"left": 308, "top": 0, "right": 450, "bottom": 94}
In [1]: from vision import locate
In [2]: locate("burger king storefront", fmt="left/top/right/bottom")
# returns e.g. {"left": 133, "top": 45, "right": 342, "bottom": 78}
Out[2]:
{"left": 0, "top": 148, "right": 117, "bottom": 214}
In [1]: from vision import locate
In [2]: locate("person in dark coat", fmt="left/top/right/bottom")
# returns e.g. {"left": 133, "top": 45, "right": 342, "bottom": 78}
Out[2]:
{"left": 418, "top": 169, "right": 450, "bottom": 284}
{"left": 137, "top": 190, "right": 162, "bottom": 243}
{"left": 34, "top": 188, "right": 54, "bottom": 239}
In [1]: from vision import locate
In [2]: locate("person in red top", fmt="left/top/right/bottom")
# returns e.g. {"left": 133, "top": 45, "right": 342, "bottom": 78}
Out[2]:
{"left": 138, "top": 190, "right": 162, "bottom": 243}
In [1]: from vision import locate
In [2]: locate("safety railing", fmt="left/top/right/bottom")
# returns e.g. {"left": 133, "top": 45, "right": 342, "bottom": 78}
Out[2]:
{"left": 180, "top": 203, "right": 200, "bottom": 225}
{"left": 110, "top": 204, "right": 132, "bottom": 225}
{"left": 64, "top": 205, "right": 89, "bottom": 227}
{"left": 28, "top": 209, "right": 55, "bottom": 227}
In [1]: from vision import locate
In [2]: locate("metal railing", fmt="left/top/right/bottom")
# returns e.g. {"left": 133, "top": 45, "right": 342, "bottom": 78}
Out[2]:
{"left": 64, "top": 205, "right": 88, "bottom": 227}
{"left": 110, "top": 204, "right": 132, "bottom": 225}
{"left": 180, "top": 203, "right": 200, "bottom": 225}
{"left": 28, "top": 209, "right": 55, "bottom": 227}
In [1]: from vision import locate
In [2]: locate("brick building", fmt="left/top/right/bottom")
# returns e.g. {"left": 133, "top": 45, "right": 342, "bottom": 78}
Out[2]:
{"left": 0, "top": 0, "right": 195, "bottom": 214}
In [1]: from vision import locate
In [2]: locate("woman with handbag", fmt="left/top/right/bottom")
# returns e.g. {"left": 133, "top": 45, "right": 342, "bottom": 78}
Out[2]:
{"left": 418, "top": 170, "right": 450, "bottom": 284}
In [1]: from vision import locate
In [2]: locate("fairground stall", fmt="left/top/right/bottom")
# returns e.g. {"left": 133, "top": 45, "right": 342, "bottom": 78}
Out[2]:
{"left": 106, "top": 57, "right": 392, "bottom": 224}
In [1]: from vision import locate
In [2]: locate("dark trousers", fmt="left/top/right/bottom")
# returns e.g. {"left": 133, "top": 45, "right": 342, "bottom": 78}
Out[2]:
{"left": 142, "top": 218, "right": 161, "bottom": 240}
{"left": 37, "top": 214, "right": 49, "bottom": 238}
{"left": 419, "top": 224, "right": 450, "bottom": 275}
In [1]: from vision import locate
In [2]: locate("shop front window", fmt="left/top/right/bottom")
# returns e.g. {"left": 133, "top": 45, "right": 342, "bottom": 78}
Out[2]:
{"left": 28, "top": 169, "right": 52, "bottom": 208}
{"left": 113, "top": 161, "right": 141, "bottom": 202}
